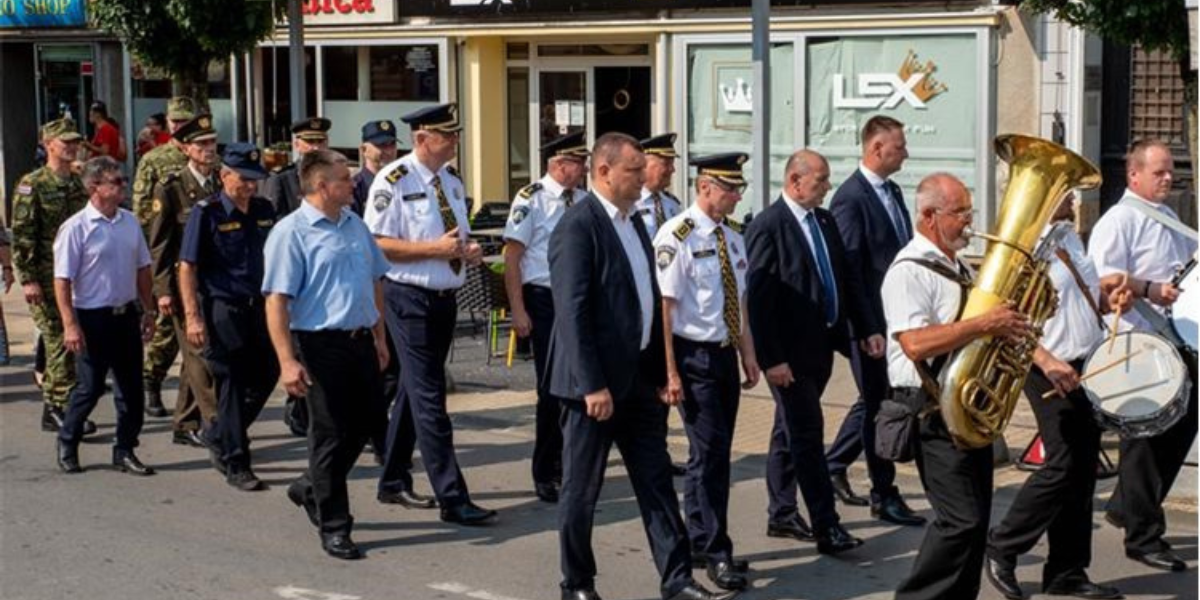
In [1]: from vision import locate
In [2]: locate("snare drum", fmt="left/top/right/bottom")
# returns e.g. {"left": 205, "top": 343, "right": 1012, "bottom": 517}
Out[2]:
{"left": 1082, "top": 331, "right": 1190, "bottom": 439}
{"left": 1168, "top": 255, "right": 1198, "bottom": 354}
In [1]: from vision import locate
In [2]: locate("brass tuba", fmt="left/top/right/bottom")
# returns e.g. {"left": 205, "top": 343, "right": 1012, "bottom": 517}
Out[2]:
{"left": 938, "top": 134, "right": 1102, "bottom": 449}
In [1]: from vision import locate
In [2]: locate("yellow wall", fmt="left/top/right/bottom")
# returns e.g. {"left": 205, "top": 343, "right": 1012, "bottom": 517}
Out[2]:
{"left": 461, "top": 36, "right": 508, "bottom": 213}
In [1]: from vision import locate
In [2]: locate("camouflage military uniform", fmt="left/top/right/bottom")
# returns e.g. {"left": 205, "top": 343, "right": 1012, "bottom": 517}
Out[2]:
{"left": 11, "top": 166, "right": 87, "bottom": 408}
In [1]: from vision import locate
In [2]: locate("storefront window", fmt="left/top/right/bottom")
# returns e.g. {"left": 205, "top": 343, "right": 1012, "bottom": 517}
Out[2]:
{"left": 130, "top": 58, "right": 235, "bottom": 149}
{"left": 324, "top": 46, "right": 359, "bottom": 101}
{"left": 369, "top": 45, "right": 439, "bottom": 101}
{"left": 507, "top": 67, "right": 531, "bottom": 200}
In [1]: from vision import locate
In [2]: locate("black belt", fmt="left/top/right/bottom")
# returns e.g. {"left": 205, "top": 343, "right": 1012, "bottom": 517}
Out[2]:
{"left": 77, "top": 301, "right": 139, "bottom": 316}
{"left": 295, "top": 327, "right": 373, "bottom": 340}
{"left": 391, "top": 280, "right": 456, "bottom": 298}
{"left": 673, "top": 336, "right": 734, "bottom": 351}
{"left": 211, "top": 295, "right": 263, "bottom": 308}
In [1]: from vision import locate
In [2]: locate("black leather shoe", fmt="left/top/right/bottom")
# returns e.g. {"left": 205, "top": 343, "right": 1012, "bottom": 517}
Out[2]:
{"left": 113, "top": 452, "right": 156, "bottom": 476}
{"left": 287, "top": 481, "right": 320, "bottom": 528}
{"left": 226, "top": 467, "right": 265, "bottom": 491}
{"left": 535, "top": 481, "right": 560, "bottom": 503}
{"left": 830, "top": 472, "right": 868, "bottom": 507}
{"left": 871, "top": 495, "right": 926, "bottom": 526}
{"left": 666, "top": 582, "right": 737, "bottom": 600}
{"left": 144, "top": 386, "right": 170, "bottom": 418}
{"left": 41, "top": 405, "right": 94, "bottom": 434}
{"left": 209, "top": 445, "right": 228, "bottom": 475}
{"left": 377, "top": 489, "right": 437, "bottom": 509}
{"left": 706, "top": 561, "right": 749, "bottom": 591}
{"left": 173, "top": 429, "right": 207, "bottom": 448}
{"left": 320, "top": 533, "right": 363, "bottom": 560}
{"left": 766, "top": 515, "right": 815, "bottom": 542}
{"left": 691, "top": 554, "right": 749, "bottom": 573}
{"left": 56, "top": 439, "right": 82, "bottom": 474}
{"left": 1043, "top": 576, "right": 1123, "bottom": 599}
{"left": 671, "top": 462, "right": 688, "bottom": 477}
{"left": 440, "top": 501, "right": 498, "bottom": 526}
{"left": 816, "top": 523, "right": 863, "bottom": 555}
{"left": 1126, "top": 549, "right": 1186, "bottom": 572}
{"left": 985, "top": 556, "right": 1026, "bottom": 600}
{"left": 561, "top": 588, "right": 602, "bottom": 600}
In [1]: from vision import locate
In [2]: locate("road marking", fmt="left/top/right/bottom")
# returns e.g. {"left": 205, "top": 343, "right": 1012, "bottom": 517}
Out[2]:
{"left": 429, "top": 581, "right": 529, "bottom": 600}
{"left": 273, "top": 585, "right": 362, "bottom": 600}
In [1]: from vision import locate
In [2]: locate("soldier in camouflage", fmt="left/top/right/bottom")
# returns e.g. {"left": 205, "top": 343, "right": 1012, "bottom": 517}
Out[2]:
{"left": 133, "top": 96, "right": 196, "bottom": 419}
{"left": 11, "top": 118, "right": 94, "bottom": 434}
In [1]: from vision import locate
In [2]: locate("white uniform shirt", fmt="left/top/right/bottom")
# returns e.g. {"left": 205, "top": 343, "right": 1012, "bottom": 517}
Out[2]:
{"left": 53, "top": 203, "right": 151, "bottom": 309}
{"left": 1041, "top": 226, "right": 1105, "bottom": 362}
{"left": 881, "top": 232, "right": 971, "bottom": 388}
{"left": 503, "top": 175, "right": 585, "bottom": 288}
{"left": 596, "top": 192, "right": 653, "bottom": 350}
{"left": 1087, "top": 189, "right": 1197, "bottom": 333}
{"left": 635, "top": 187, "right": 682, "bottom": 240}
{"left": 364, "top": 153, "right": 472, "bottom": 291}
{"left": 653, "top": 205, "right": 748, "bottom": 343}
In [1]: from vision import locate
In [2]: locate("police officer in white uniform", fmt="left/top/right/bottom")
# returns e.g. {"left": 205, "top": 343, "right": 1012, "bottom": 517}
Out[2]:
{"left": 364, "top": 103, "right": 497, "bottom": 526}
{"left": 654, "top": 153, "right": 760, "bottom": 592}
{"left": 635, "top": 133, "right": 683, "bottom": 240}
{"left": 504, "top": 130, "right": 590, "bottom": 503}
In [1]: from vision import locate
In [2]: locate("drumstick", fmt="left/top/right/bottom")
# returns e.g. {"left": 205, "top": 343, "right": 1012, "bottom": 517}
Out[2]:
{"left": 1106, "top": 273, "right": 1128, "bottom": 352}
{"left": 1041, "top": 348, "right": 1144, "bottom": 398}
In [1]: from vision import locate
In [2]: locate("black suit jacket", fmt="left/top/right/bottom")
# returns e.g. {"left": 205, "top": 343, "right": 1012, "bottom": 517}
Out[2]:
{"left": 545, "top": 195, "right": 666, "bottom": 403}
{"left": 745, "top": 197, "right": 880, "bottom": 377}
{"left": 828, "top": 170, "right": 912, "bottom": 334}
{"left": 263, "top": 166, "right": 302, "bottom": 216}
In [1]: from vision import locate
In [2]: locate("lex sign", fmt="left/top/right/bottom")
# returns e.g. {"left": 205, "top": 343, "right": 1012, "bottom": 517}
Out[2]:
{"left": 832, "top": 50, "right": 948, "bottom": 111}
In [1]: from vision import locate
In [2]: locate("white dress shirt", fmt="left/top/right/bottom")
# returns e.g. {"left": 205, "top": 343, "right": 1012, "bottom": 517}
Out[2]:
{"left": 596, "top": 191, "right": 653, "bottom": 350}
{"left": 364, "top": 153, "right": 472, "bottom": 291}
{"left": 1087, "top": 189, "right": 1197, "bottom": 332}
{"left": 1040, "top": 225, "right": 1105, "bottom": 362}
{"left": 859, "top": 163, "right": 908, "bottom": 242}
{"left": 503, "top": 174, "right": 583, "bottom": 288}
{"left": 653, "top": 205, "right": 748, "bottom": 343}
{"left": 53, "top": 203, "right": 151, "bottom": 309}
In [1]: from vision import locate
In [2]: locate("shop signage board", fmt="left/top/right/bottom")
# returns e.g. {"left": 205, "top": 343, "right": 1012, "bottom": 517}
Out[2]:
{"left": 292, "top": 0, "right": 396, "bottom": 25}
{"left": 0, "top": 0, "right": 87, "bottom": 28}
{"left": 402, "top": 0, "right": 979, "bottom": 16}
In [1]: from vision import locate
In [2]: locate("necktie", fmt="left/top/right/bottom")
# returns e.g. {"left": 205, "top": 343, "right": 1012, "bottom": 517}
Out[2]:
{"left": 653, "top": 192, "right": 666, "bottom": 228}
{"left": 431, "top": 175, "right": 462, "bottom": 274}
{"left": 714, "top": 226, "right": 741, "bottom": 347}
{"left": 202, "top": 177, "right": 216, "bottom": 197}
{"left": 883, "top": 182, "right": 909, "bottom": 244}
{"left": 805, "top": 211, "right": 838, "bottom": 325}
{"left": 561, "top": 188, "right": 574, "bottom": 208}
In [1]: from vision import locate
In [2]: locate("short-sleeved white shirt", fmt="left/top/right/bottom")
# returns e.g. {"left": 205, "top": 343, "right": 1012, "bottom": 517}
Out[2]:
{"left": 1041, "top": 225, "right": 1105, "bottom": 362}
{"left": 653, "top": 205, "right": 748, "bottom": 343}
{"left": 503, "top": 175, "right": 585, "bottom": 288}
{"left": 1087, "top": 190, "right": 1197, "bottom": 333}
{"left": 881, "top": 233, "right": 971, "bottom": 388}
{"left": 634, "top": 187, "right": 682, "bottom": 240}
{"left": 364, "top": 153, "right": 472, "bottom": 291}
{"left": 53, "top": 203, "right": 151, "bottom": 309}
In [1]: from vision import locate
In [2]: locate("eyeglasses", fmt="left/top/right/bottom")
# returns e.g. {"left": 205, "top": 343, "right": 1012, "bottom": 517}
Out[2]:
{"left": 935, "top": 207, "right": 975, "bottom": 221}
{"left": 711, "top": 179, "right": 747, "bottom": 195}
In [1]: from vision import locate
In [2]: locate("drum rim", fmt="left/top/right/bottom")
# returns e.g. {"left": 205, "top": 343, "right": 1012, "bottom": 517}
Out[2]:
{"left": 1081, "top": 330, "right": 1187, "bottom": 419}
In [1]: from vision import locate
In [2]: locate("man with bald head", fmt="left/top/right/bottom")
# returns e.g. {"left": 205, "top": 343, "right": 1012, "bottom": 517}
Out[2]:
{"left": 882, "top": 173, "right": 1032, "bottom": 600}
{"left": 748, "top": 149, "right": 881, "bottom": 555}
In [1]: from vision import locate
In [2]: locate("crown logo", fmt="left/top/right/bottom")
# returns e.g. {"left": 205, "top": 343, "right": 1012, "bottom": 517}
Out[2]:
{"left": 719, "top": 78, "right": 753, "bottom": 114}
{"left": 898, "top": 50, "right": 948, "bottom": 104}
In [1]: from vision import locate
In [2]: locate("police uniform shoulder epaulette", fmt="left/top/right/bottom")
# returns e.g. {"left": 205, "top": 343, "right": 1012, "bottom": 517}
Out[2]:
{"left": 663, "top": 190, "right": 679, "bottom": 203}
{"left": 384, "top": 163, "right": 409, "bottom": 184}
{"left": 517, "top": 182, "right": 543, "bottom": 199}
{"left": 673, "top": 217, "right": 695, "bottom": 241}
{"left": 445, "top": 164, "right": 460, "bottom": 179}
{"left": 724, "top": 218, "right": 743, "bottom": 234}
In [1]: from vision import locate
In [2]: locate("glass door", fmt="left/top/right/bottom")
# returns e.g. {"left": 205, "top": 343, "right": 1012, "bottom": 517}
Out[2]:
{"left": 36, "top": 44, "right": 94, "bottom": 130}
{"left": 536, "top": 70, "right": 587, "bottom": 172}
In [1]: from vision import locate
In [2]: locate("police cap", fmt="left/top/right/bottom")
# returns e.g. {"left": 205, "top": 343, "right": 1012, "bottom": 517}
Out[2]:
{"left": 173, "top": 114, "right": 218, "bottom": 144}
{"left": 292, "top": 117, "right": 332, "bottom": 141}
{"left": 640, "top": 133, "right": 679, "bottom": 159}
{"left": 222, "top": 142, "right": 268, "bottom": 181}
{"left": 400, "top": 103, "right": 460, "bottom": 134}
{"left": 541, "top": 130, "right": 589, "bottom": 161}
{"left": 362, "top": 120, "right": 397, "bottom": 145}
{"left": 691, "top": 152, "right": 748, "bottom": 187}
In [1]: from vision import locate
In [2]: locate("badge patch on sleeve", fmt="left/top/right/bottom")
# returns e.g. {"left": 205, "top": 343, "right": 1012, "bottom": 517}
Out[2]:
{"left": 510, "top": 205, "right": 530, "bottom": 225}
{"left": 152, "top": 199, "right": 162, "bottom": 214}
{"left": 374, "top": 190, "right": 393, "bottom": 211}
{"left": 656, "top": 246, "right": 677, "bottom": 270}
{"left": 16, "top": 184, "right": 32, "bottom": 195}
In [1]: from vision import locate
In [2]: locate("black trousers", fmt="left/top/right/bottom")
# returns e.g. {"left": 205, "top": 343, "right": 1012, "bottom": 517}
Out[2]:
{"left": 375, "top": 324, "right": 418, "bottom": 493}
{"left": 59, "top": 306, "right": 144, "bottom": 451}
{"left": 826, "top": 343, "right": 899, "bottom": 501}
{"left": 675, "top": 338, "right": 740, "bottom": 562}
{"left": 764, "top": 367, "right": 840, "bottom": 531}
{"left": 381, "top": 281, "right": 471, "bottom": 507}
{"left": 559, "top": 377, "right": 692, "bottom": 598}
{"left": 1107, "top": 348, "right": 1198, "bottom": 554}
{"left": 293, "top": 329, "right": 384, "bottom": 535}
{"left": 896, "top": 411, "right": 993, "bottom": 600}
{"left": 203, "top": 297, "right": 280, "bottom": 469}
{"left": 988, "top": 361, "right": 1099, "bottom": 587}
{"left": 526, "top": 284, "right": 564, "bottom": 486}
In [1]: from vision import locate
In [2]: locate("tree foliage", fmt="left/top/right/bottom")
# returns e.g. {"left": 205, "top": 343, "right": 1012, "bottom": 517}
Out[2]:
{"left": 1018, "top": 0, "right": 1190, "bottom": 62}
{"left": 90, "top": 0, "right": 286, "bottom": 104}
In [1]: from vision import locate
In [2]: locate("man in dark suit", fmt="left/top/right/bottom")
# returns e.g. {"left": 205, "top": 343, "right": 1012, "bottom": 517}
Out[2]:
{"left": 748, "top": 149, "right": 884, "bottom": 555}
{"left": 824, "top": 116, "right": 925, "bottom": 526}
{"left": 547, "top": 132, "right": 732, "bottom": 600}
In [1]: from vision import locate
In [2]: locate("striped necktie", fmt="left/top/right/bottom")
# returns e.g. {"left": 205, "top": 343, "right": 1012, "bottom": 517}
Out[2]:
{"left": 431, "top": 174, "right": 461, "bottom": 274}
{"left": 715, "top": 226, "right": 740, "bottom": 347}
{"left": 562, "top": 188, "right": 574, "bottom": 208}
{"left": 653, "top": 192, "right": 666, "bottom": 228}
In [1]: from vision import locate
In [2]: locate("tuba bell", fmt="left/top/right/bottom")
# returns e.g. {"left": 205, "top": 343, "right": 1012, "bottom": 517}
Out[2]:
{"left": 937, "top": 134, "right": 1102, "bottom": 450}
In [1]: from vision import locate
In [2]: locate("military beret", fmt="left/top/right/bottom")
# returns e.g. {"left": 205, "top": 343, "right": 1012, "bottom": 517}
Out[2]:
{"left": 691, "top": 152, "right": 748, "bottom": 187}
{"left": 166, "top": 96, "right": 198, "bottom": 121}
{"left": 222, "top": 142, "right": 268, "bottom": 181}
{"left": 400, "top": 103, "right": 460, "bottom": 134}
{"left": 640, "top": 133, "right": 678, "bottom": 159}
{"left": 362, "top": 120, "right": 397, "bottom": 145}
{"left": 41, "top": 118, "right": 82, "bottom": 142}
{"left": 173, "top": 114, "right": 217, "bottom": 143}
{"left": 292, "top": 117, "right": 331, "bottom": 140}
{"left": 541, "top": 130, "right": 589, "bottom": 161}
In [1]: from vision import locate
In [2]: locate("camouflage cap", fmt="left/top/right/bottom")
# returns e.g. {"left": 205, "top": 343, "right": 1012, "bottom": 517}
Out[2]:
{"left": 41, "top": 118, "right": 82, "bottom": 142}
{"left": 166, "top": 96, "right": 198, "bottom": 121}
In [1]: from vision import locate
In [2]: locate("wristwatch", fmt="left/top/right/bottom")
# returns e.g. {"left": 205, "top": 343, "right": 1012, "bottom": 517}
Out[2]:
{"left": 1143, "top": 279, "right": 1153, "bottom": 298}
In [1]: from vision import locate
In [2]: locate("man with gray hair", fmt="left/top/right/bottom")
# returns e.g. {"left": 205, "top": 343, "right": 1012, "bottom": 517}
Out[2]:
{"left": 54, "top": 156, "right": 157, "bottom": 475}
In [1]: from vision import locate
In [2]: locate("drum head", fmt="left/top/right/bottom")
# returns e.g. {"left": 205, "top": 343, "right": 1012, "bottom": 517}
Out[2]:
{"left": 1170, "top": 255, "right": 1199, "bottom": 352}
{"left": 1083, "top": 331, "right": 1187, "bottom": 431}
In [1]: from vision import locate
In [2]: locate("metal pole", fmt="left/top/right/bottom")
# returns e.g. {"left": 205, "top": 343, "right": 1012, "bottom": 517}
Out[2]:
{"left": 287, "top": 0, "right": 307, "bottom": 121}
{"left": 751, "top": 0, "right": 771, "bottom": 213}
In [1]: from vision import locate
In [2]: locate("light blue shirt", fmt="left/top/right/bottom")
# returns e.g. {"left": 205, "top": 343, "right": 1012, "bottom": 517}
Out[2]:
{"left": 262, "top": 200, "right": 389, "bottom": 331}
{"left": 53, "top": 203, "right": 150, "bottom": 309}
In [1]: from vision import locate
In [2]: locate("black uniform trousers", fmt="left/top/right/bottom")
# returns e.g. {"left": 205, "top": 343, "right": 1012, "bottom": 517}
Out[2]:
{"left": 381, "top": 280, "right": 471, "bottom": 507}
{"left": 291, "top": 328, "right": 384, "bottom": 535}
{"left": 559, "top": 373, "right": 692, "bottom": 597}
{"left": 1106, "top": 348, "right": 1198, "bottom": 555}
{"left": 764, "top": 367, "right": 840, "bottom": 531}
{"left": 896, "top": 407, "right": 994, "bottom": 600}
{"left": 376, "top": 315, "right": 420, "bottom": 494}
{"left": 526, "top": 284, "right": 564, "bottom": 486}
{"left": 203, "top": 297, "right": 280, "bottom": 469}
{"left": 59, "top": 305, "right": 145, "bottom": 452}
{"left": 825, "top": 343, "right": 899, "bottom": 501}
{"left": 988, "top": 361, "right": 1099, "bottom": 587}
{"left": 675, "top": 337, "right": 740, "bottom": 562}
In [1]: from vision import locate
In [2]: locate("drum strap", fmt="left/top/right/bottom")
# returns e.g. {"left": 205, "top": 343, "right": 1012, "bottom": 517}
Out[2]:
{"left": 894, "top": 257, "right": 972, "bottom": 399}
{"left": 1054, "top": 247, "right": 1107, "bottom": 332}
{"left": 1118, "top": 197, "right": 1198, "bottom": 241}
